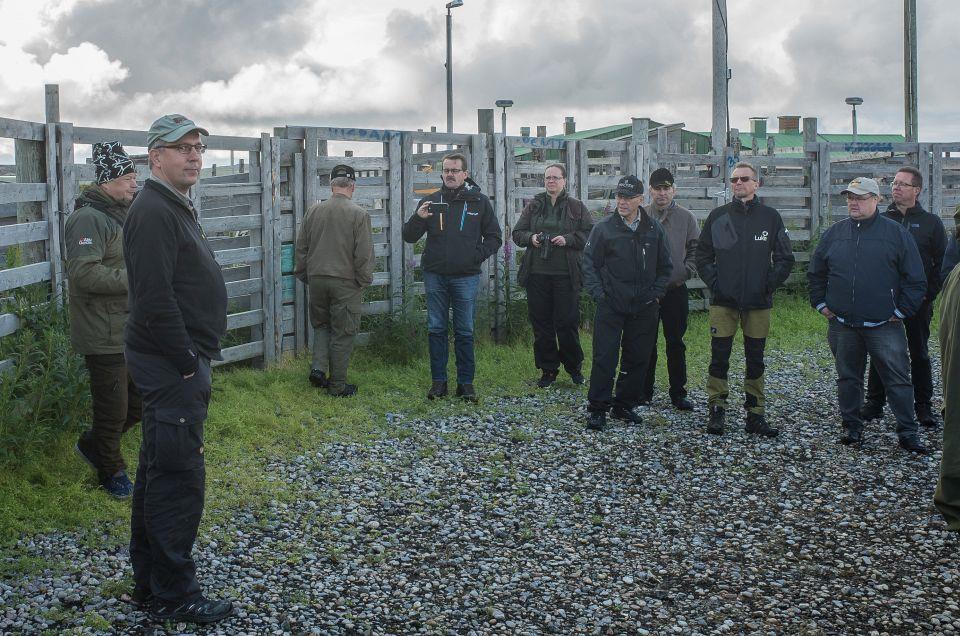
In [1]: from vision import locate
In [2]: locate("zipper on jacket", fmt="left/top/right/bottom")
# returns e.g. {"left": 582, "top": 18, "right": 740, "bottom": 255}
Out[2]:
{"left": 852, "top": 221, "right": 860, "bottom": 308}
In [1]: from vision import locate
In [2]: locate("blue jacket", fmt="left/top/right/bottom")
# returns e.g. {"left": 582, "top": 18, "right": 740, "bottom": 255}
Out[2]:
{"left": 808, "top": 212, "right": 926, "bottom": 327}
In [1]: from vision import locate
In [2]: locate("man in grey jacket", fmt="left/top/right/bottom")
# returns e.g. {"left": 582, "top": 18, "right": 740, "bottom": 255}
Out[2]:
{"left": 640, "top": 168, "right": 699, "bottom": 411}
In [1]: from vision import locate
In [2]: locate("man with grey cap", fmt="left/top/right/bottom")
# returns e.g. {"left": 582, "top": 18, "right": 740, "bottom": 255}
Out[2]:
{"left": 68, "top": 141, "right": 142, "bottom": 499}
{"left": 123, "top": 114, "right": 232, "bottom": 623}
{"left": 640, "top": 167, "right": 699, "bottom": 411}
{"left": 294, "top": 164, "right": 374, "bottom": 396}
{"left": 808, "top": 177, "right": 928, "bottom": 454}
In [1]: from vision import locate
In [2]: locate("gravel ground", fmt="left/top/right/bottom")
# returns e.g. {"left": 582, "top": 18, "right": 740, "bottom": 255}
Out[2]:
{"left": 2, "top": 347, "right": 958, "bottom": 635}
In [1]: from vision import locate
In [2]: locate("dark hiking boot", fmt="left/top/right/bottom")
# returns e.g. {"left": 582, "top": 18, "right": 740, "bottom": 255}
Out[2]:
{"left": 672, "top": 397, "right": 694, "bottom": 411}
{"left": 328, "top": 384, "right": 358, "bottom": 397}
{"left": 585, "top": 411, "right": 606, "bottom": 431}
{"left": 537, "top": 370, "right": 559, "bottom": 388}
{"left": 838, "top": 426, "right": 864, "bottom": 447}
{"left": 860, "top": 400, "right": 884, "bottom": 421}
{"left": 568, "top": 368, "right": 586, "bottom": 385}
{"left": 706, "top": 405, "right": 725, "bottom": 435}
{"left": 427, "top": 381, "right": 448, "bottom": 400}
{"left": 456, "top": 384, "right": 478, "bottom": 403}
{"left": 308, "top": 368, "right": 329, "bottom": 388}
{"left": 151, "top": 596, "right": 234, "bottom": 625}
{"left": 916, "top": 404, "right": 941, "bottom": 428}
{"left": 745, "top": 412, "right": 779, "bottom": 438}
{"left": 610, "top": 406, "right": 643, "bottom": 424}
{"left": 898, "top": 436, "right": 930, "bottom": 455}
{"left": 101, "top": 471, "right": 134, "bottom": 499}
{"left": 124, "top": 587, "right": 153, "bottom": 609}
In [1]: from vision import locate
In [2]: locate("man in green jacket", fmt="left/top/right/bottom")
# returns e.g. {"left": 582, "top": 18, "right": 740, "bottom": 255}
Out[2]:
{"left": 936, "top": 265, "right": 960, "bottom": 530}
{"left": 67, "top": 141, "right": 142, "bottom": 499}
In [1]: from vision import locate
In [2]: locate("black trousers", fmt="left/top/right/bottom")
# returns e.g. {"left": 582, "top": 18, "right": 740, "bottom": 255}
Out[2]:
{"left": 642, "top": 285, "right": 689, "bottom": 401}
{"left": 526, "top": 273, "right": 583, "bottom": 373}
{"left": 865, "top": 300, "right": 934, "bottom": 409}
{"left": 588, "top": 300, "right": 659, "bottom": 412}
{"left": 80, "top": 353, "right": 142, "bottom": 481}
{"left": 126, "top": 348, "right": 211, "bottom": 604}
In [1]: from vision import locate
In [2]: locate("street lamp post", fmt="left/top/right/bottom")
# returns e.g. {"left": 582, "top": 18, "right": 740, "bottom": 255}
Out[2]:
{"left": 445, "top": 0, "right": 463, "bottom": 133}
{"left": 495, "top": 99, "right": 513, "bottom": 136}
{"left": 845, "top": 97, "right": 863, "bottom": 144}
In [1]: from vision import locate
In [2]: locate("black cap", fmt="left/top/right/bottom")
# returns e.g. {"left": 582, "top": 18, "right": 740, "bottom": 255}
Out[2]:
{"left": 615, "top": 175, "right": 643, "bottom": 197}
{"left": 649, "top": 168, "right": 675, "bottom": 188}
{"left": 331, "top": 164, "right": 356, "bottom": 181}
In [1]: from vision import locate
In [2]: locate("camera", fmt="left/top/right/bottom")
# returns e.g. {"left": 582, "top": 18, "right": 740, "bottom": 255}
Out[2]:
{"left": 536, "top": 232, "right": 552, "bottom": 259}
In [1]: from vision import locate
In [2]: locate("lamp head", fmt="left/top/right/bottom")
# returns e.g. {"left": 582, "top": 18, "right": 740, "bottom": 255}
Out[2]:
{"left": 495, "top": 99, "right": 514, "bottom": 109}
{"left": 446, "top": 0, "right": 463, "bottom": 8}
{"left": 845, "top": 97, "right": 864, "bottom": 106}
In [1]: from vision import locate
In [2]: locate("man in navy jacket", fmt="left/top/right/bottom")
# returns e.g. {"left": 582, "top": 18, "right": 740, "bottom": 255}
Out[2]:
{"left": 808, "top": 177, "right": 928, "bottom": 454}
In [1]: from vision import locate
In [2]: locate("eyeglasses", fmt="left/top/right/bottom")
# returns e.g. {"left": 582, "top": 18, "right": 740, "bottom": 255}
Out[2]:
{"left": 544, "top": 176, "right": 565, "bottom": 181}
{"left": 844, "top": 193, "right": 874, "bottom": 201}
{"left": 158, "top": 143, "right": 207, "bottom": 155}
{"left": 441, "top": 168, "right": 464, "bottom": 174}
{"left": 891, "top": 180, "right": 919, "bottom": 189}
{"left": 729, "top": 176, "right": 753, "bottom": 183}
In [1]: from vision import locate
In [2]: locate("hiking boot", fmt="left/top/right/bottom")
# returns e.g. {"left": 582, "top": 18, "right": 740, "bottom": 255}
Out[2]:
{"left": 610, "top": 406, "right": 643, "bottom": 424}
{"left": 671, "top": 397, "right": 694, "bottom": 411}
{"left": 916, "top": 404, "right": 941, "bottom": 428}
{"left": 898, "top": 436, "right": 930, "bottom": 455}
{"left": 427, "top": 381, "right": 448, "bottom": 400}
{"left": 706, "top": 405, "right": 725, "bottom": 435}
{"left": 456, "top": 383, "right": 478, "bottom": 403}
{"left": 151, "top": 596, "right": 234, "bottom": 625}
{"left": 838, "top": 426, "right": 864, "bottom": 447}
{"left": 328, "top": 384, "right": 358, "bottom": 397}
{"left": 101, "top": 471, "right": 134, "bottom": 499}
{"left": 537, "top": 370, "right": 558, "bottom": 389}
{"left": 745, "top": 412, "right": 779, "bottom": 438}
{"left": 637, "top": 395, "right": 652, "bottom": 406}
{"left": 860, "top": 400, "right": 884, "bottom": 421}
{"left": 75, "top": 436, "right": 99, "bottom": 473}
{"left": 568, "top": 368, "right": 586, "bottom": 385}
{"left": 308, "top": 368, "right": 329, "bottom": 388}
{"left": 124, "top": 587, "right": 153, "bottom": 609}
{"left": 585, "top": 411, "right": 606, "bottom": 431}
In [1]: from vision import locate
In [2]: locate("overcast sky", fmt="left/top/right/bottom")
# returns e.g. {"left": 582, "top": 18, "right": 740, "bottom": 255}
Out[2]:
{"left": 1, "top": 0, "right": 957, "bottom": 162}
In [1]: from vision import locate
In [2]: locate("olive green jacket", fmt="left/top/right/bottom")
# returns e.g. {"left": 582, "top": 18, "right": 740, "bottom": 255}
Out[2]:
{"left": 294, "top": 193, "right": 374, "bottom": 287}
{"left": 936, "top": 265, "right": 960, "bottom": 530}
{"left": 64, "top": 186, "right": 130, "bottom": 355}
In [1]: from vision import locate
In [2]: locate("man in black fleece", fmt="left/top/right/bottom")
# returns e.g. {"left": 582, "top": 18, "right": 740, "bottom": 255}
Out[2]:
{"left": 402, "top": 153, "right": 502, "bottom": 402}
{"left": 123, "top": 114, "right": 232, "bottom": 625}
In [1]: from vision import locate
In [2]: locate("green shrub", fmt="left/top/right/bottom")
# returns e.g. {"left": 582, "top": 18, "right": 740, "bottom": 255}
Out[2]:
{"left": 365, "top": 309, "right": 427, "bottom": 366}
{"left": 0, "top": 286, "right": 89, "bottom": 469}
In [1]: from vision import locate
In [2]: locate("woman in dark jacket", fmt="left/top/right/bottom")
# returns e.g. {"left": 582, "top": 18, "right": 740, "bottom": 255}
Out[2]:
{"left": 512, "top": 164, "right": 594, "bottom": 387}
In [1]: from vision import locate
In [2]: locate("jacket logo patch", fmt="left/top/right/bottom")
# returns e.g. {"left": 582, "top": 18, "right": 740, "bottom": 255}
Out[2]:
{"left": 467, "top": 211, "right": 478, "bottom": 216}
{"left": 754, "top": 230, "right": 769, "bottom": 242}
{"left": 78, "top": 237, "right": 93, "bottom": 246}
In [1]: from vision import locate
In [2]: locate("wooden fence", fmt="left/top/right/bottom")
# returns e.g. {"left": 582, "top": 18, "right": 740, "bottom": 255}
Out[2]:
{"left": 2, "top": 110, "right": 959, "bottom": 373}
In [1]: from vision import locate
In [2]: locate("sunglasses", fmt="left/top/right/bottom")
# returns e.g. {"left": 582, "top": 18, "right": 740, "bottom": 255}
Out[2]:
{"left": 729, "top": 176, "right": 753, "bottom": 183}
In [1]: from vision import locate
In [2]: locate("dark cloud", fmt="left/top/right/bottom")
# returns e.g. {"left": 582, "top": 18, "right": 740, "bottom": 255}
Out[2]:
{"left": 32, "top": 0, "right": 314, "bottom": 92}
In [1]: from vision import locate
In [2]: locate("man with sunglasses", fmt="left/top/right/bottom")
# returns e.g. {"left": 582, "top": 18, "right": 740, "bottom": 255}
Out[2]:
{"left": 808, "top": 177, "right": 928, "bottom": 454}
{"left": 123, "top": 114, "right": 233, "bottom": 624}
{"left": 861, "top": 167, "right": 947, "bottom": 428}
{"left": 696, "top": 162, "right": 794, "bottom": 437}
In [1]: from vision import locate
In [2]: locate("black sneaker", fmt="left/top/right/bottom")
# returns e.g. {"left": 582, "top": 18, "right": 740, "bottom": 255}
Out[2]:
{"left": 706, "top": 405, "right": 725, "bottom": 435}
{"left": 568, "top": 368, "right": 586, "bottom": 385}
{"left": 838, "top": 426, "right": 864, "bottom": 447}
{"left": 427, "top": 380, "right": 448, "bottom": 400}
{"left": 151, "top": 596, "right": 234, "bottom": 625}
{"left": 585, "top": 411, "right": 606, "bottom": 431}
{"left": 328, "top": 383, "right": 358, "bottom": 397}
{"left": 745, "top": 412, "right": 779, "bottom": 438}
{"left": 308, "top": 368, "right": 329, "bottom": 388}
{"left": 537, "top": 370, "right": 558, "bottom": 388}
{"left": 916, "top": 404, "right": 941, "bottom": 428}
{"left": 899, "top": 436, "right": 930, "bottom": 455}
{"left": 610, "top": 406, "right": 643, "bottom": 424}
{"left": 100, "top": 471, "right": 134, "bottom": 499}
{"left": 671, "top": 397, "right": 694, "bottom": 411}
{"left": 456, "top": 383, "right": 478, "bottom": 403}
{"left": 860, "top": 400, "right": 884, "bottom": 421}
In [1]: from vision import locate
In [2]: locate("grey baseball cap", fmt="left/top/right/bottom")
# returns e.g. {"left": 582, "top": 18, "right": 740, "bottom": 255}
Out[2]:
{"left": 147, "top": 114, "right": 209, "bottom": 148}
{"left": 841, "top": 177, "right": 880, "bottom": 197}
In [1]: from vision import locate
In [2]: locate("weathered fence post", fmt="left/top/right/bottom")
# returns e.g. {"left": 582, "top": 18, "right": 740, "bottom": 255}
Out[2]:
{"left": 803, "top": 117, "right": 821, "bottom": 238}
{"left": 259, "top": 133, "right": 278, "bottom": 365}
{"left": 632, "top": 118, "right": 650, "bottom": 185}
{"left": 292, "top": 152, "right": 306, "bottom": 353}
{"left": 931, "top": 144, "right": 943, "bottom": 222}
{"left": 388, "top": 133, "right": 404, "bottom": 313}
{"left": 492, "top": 132, "right": 507, "bottom": 343}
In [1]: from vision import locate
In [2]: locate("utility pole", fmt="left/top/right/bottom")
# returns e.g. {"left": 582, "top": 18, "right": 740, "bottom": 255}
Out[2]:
{"left": 711, "top": 0, "right": 729, "bottom": 154}
{"left": 904, "top": 0, "right": 918, "bottom": 142}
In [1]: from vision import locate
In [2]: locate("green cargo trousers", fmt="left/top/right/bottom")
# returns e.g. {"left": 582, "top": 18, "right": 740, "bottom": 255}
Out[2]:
{"left": 309, "top": 275, "right": 362, "bottom": 393}
{"left": 936, "top": 267, "right": 960, "bottom": 531}
{"left": 706, "top": 306, "right": 771, "bottom": 415}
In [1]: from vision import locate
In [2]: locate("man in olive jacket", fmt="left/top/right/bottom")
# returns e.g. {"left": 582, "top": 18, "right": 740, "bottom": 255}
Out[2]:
{"left": 67, "top": 141, "right": 142, "bottom": 499}
{"left": 294, "top": 164, "right": 374, "bottom": 396}
{"left": 936, "top": 264, "right": 960, "bottom": 530}
{"left": 695, "top": 162, "right": 794, "bottom": 437}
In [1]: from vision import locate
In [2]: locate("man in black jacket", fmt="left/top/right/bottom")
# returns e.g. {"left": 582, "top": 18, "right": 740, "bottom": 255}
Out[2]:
{"left": 695, "top": 162, "right": 794, "bottom": 437}
{"left": 808, "top": 177, "right": 928, "bottom": 454}
{"left": 123, "top": 114, "right": 232, "bottom": 624}
{"left": 402, "top": 153, "right": 502, "bottom": 402}
{"left": 582, "top": 176, "right": 672, "bottom": 431}
{"left": 862, "top": 166, "right": 947, "bottom": 427}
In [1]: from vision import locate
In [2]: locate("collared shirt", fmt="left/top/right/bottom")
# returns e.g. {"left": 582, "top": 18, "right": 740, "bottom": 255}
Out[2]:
{"left": 148, "top": 175, "right": 196, "bottom": 213}
{"left": 625, "top": 214, "right": 641, "bottom": 232}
